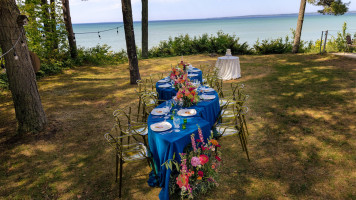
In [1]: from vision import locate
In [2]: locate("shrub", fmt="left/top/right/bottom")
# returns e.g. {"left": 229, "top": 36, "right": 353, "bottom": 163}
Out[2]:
{"left": 76, "top": 44, "right": 127, "bottom": 66}
{"left": 253, "top": 36, "right": 293, "bottom": 54}
{"left": 148, "top": 31, "right": 252, "bottom": 57}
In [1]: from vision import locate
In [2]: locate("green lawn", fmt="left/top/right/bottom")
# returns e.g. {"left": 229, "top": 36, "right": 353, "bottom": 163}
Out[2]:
{"left": 0, "top": 54, "right": 355, "bottom": 199}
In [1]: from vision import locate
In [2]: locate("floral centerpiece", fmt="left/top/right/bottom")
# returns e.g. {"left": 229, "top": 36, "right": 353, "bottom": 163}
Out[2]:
{"left": 170, "top": 60, "right": 190, "bottom": 80}
{"left": 175, "top": 83, "right": 199, "bottom": 108}
{"left": 163, "top": 128, "right": 222, "bottom": 199}
{"left": 170, "top": 66, "right": 185, "bottom": 81}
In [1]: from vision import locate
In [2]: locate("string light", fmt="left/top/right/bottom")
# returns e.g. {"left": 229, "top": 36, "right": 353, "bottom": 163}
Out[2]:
{"left": 73, "top": 33, "right": 76, "bottom": 42}
{"left": 21, "top": 40, "right": 25, "bottom": 47}
{"left": 0, "top": 28, "right": 24, "bottom": 60}
{"left": 98, "top": 31, "right": 101, "bottom": 39}
{"left": 74, "top": 25, "right": 123, "bottom": 35}
{"left": 14, "top": 52, "right": 19, "bottom": 60}
{"left": 117, "top": 27, "right": 119, "bottom": 34}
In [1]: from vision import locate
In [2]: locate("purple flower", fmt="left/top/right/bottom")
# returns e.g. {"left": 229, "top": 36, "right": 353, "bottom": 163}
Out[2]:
{"left": 191, "top": 156, "right": 201, "bottom": 167}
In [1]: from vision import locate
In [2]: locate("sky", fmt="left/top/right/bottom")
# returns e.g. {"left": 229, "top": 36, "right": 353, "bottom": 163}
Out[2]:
{"left": 69, "top": 0, "right": 356, "bottom": 24}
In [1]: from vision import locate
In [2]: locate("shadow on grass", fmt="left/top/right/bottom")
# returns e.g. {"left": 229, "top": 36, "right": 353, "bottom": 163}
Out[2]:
{"left": 0, "top": 54, "right": 355, "bottom": 199}
{"left": 211, "top": 54, "right": 355, "bottom": 199}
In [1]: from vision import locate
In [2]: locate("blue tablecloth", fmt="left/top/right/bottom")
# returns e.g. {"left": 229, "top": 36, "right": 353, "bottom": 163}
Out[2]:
{"left": 147, "top": 92, "right": 220, "bottom": 199}
{"left": 156, "top": 68, "right": 203, "bottom": 101}
{"left": 187, "top": 68, "right": 203, "bottom": 83}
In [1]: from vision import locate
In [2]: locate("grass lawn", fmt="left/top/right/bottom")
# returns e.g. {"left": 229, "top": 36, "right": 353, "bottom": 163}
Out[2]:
{"left": 0, "top": 54, "right": 355, "bottom": 199}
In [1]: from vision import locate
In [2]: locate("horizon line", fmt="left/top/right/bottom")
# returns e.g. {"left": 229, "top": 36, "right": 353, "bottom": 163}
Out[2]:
{"left": 73, "top": 10, "right": 356, "bottom": 25}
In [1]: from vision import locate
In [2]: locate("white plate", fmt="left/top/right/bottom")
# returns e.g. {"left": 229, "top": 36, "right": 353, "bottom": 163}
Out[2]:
{"left": 158, "top": 83, "right": 171, "bottom": 88}
{"left": 202, "top": 88, "right": 215, "bottom": 92}
{"left": 151, "top": 108, "right": 168, "bottom": 115}
{"left": 150, "top": 121, "right": 172, "bottom": 132}
{"left": 200, "top": 95, "right": 216, "bottom": 100}
{"left": 158, "top": 79, "right": 168, "bottom": 83}
{"left": 188, "top": 74, "right": 198, "bottom": 77}
{"left": 177, "top": 109, "right": 197, "bottom": 117}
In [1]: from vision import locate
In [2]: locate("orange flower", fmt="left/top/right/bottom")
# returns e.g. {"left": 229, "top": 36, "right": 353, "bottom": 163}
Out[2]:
{"left": 197, "top": 177, "right": 202, "bottom": 180}
{"left": 210, "top": 139, "right": 219, "bottom": 146}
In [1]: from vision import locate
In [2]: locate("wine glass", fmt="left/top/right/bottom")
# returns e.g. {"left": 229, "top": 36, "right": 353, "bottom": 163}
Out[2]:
{"left": 163, "top": 101, "right": 171, "bottom": 121}
{"left": 172, "top": 98, "right": 177, "bottom": 108}
{"left": 173, "top": 115, "right": 180, "bottom": 132}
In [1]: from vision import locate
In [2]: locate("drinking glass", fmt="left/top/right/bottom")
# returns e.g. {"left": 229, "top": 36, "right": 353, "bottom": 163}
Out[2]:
{"left": 173, "top": 116, "right": 180, "bottom": 132}
{"left": 172, "top": 98, "right": 177, "bottom": 108}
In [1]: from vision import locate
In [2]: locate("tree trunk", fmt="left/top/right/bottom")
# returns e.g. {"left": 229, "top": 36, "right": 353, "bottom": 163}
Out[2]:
{"left": 121, "top": 0, "right": 141, "bottom": 84}
{"left": 61, "top": 0, "right": 77, "bottom": 58}
{"left": 292, "top": 0, "right": 307, "bottom": 53}
{"left": 0, "top": 0, "right": 47, "bottom": 133}
{"left": 141, "top": 0, "right": 148, "bottom": 59}
{"left": 50, "top": 0, "right": 58, "bottom": 49}
{"left": 40, "top": 0, "right": 51, "bottom": 33}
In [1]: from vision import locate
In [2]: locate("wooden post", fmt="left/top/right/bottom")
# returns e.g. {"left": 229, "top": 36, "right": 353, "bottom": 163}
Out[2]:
{"left": 323, "top": 30, "right": 328, "bottom": 53}
{"left": 319, "top": 31, "right": 324, "bottom": 54}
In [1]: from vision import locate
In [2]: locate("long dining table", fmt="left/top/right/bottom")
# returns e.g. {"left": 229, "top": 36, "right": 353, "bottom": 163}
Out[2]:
{"left": 147, "top": 72, "right": 220, "bottom": 200}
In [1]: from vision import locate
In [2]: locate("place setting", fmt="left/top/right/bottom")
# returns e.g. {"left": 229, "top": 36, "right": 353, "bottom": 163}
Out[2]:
{"left": 157, "top": 83, "right": 171, "bottom": 88}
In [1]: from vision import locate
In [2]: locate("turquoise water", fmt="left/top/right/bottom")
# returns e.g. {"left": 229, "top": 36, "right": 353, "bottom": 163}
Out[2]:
{"left": 73, "top": 13, "right": 356, "bottom": 52}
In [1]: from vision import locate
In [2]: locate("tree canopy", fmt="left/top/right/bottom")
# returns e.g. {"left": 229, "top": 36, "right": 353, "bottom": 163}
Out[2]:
{"left": 308, "top": 0, "right": 350, "bottom": 15}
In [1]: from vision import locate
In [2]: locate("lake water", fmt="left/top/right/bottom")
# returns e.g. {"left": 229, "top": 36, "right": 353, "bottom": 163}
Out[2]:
{"left": 73, "top": 12, "right": 356, "bottom": 52}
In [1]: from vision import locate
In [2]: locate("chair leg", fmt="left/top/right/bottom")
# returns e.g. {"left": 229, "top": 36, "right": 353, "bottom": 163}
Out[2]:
{"left": 115, "top": 155, "right": 119, "bottom": 183}
{"left": 242, "top": 115, "right": 249, "bottom": 136}
{"left": 119, "top": 159, "right": 123, "bottom": 198}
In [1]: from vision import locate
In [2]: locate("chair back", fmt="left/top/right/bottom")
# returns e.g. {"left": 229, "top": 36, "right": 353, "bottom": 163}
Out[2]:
{"left": 104, "top": 124, "right": 145, "bottom": 160}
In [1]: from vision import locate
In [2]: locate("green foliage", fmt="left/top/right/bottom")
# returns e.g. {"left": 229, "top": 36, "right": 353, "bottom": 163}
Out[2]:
{"left": 308, "top": 0, "right": 349, "bottom": 15}
{"left": 310, "top": 22, "right": 356, "bottom": 53}
{"left": 17, "top": 0, "right": 68, "bottom": 59}
{"left": 253, "top": 37, "right": 292, "bottom": 54}
{"left": 148, "top": 31, "right": 252, "bottom": 57}
{"left": 75, "top": 45, "right": 128, "bottom": 66}
{"left": 0, "top": 73, "right": 9, "bottom": 89}
{"left": 253, "top": 30, "right": 312, "bottom": 54}
{"left": 327, "top": 22, "right": 349, "bottom": 52}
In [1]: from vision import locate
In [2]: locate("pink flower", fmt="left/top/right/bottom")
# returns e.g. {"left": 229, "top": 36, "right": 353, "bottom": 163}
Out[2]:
{"left": 191, "top": 156, "right": 201, "bottom": 167}
{"left": 198, "top": 127, "right": 205, "bottom": 145}
{"left": 198, "top": 171, "right": 204, "bottom": 177}
{"left": 199, "top": 154, "right": 209, "bottom": 165}
{"left": 191, "top": 134, "right": 197, "bottom": 152}
{"left": 181, "top": 158, "right": 187, "bottom": 173}
{"left": 215, "top": 155, "right": 221, "bottom": 162}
